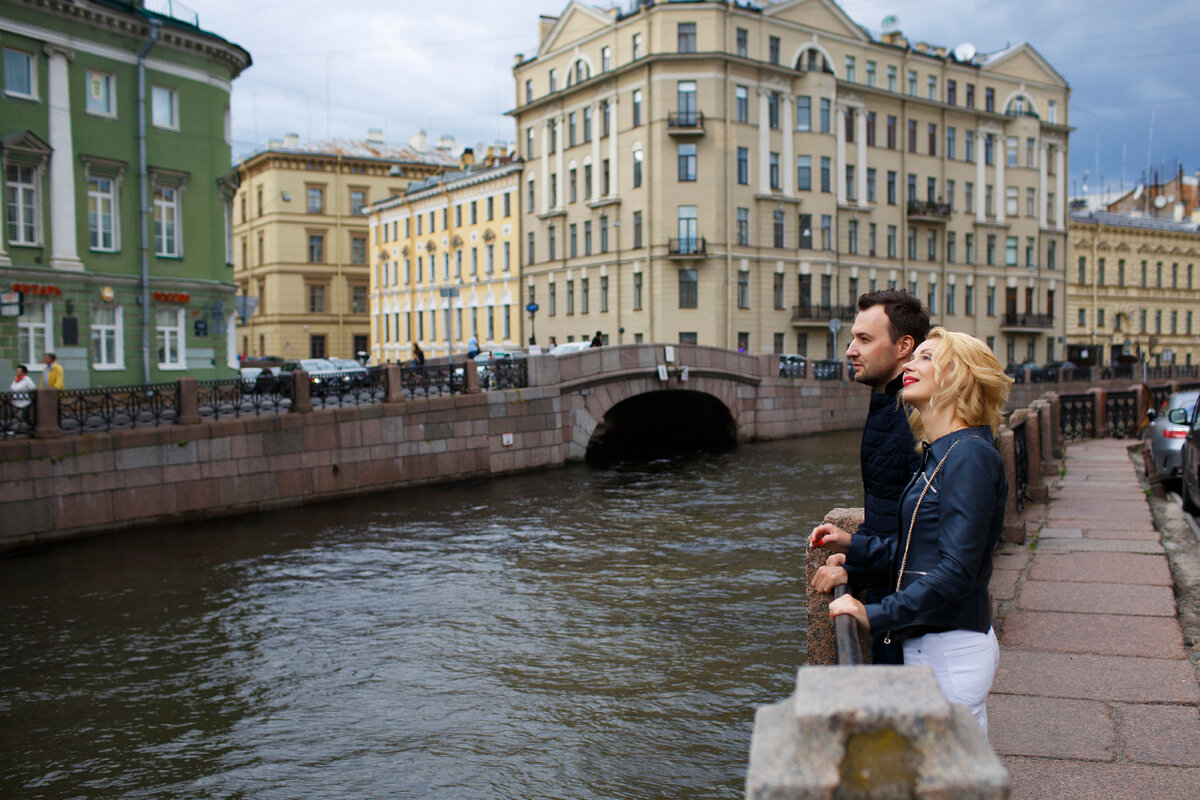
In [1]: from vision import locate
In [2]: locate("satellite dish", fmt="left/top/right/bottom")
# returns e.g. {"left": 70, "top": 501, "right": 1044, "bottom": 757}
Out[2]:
{"left": 1132, "top": 184, "right": 1144, "bottom": 201}
{"left": 1167, "top": 194, "right": 1176, "bottom": 203}
{"left": 1154, "top": 195, "right": 1167, "bottom": 209}
{"left": 953, "top": 43, "right": 976, "bottom": 62}
{"left": 881, "top": 14, "right": 900, "bottom": 32}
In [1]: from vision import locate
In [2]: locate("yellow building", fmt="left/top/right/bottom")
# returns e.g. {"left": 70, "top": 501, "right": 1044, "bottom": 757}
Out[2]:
{"left": 510, "top": 0, "right": 1071, "bottom": 362}
{"left": 232, "top": 132, "right": 458, "bottom": 361}
{"left": 1067, "top": 211, "right": 1200, "bottom": 368}
{"left": 368, "top": 153, "right": 524, "bottom": 363}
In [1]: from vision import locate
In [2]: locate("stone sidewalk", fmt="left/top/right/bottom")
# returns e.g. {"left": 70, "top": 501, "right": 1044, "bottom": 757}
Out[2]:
{"left": 987, "top": 438, "right": 1200, "bottom": 798}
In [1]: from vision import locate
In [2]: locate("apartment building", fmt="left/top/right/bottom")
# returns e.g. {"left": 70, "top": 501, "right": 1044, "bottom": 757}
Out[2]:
{"left": 1067, "top": 211, "right": 1200, "bottom": 368}
{"left": 232, "top": 132, "right": 458, "bottom": 361}
{"left": 511, "top": 0, "right": 1070, "bottom": 361}
{"left": 0, "top": 0, "right": 249, "bottom": 387}
{"left": 368, "top": 152, "right": 523, "bottom": 362}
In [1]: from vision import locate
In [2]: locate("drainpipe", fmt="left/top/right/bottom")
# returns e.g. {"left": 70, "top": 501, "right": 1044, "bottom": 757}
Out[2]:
{"left": 137, "top": 20, "right": 162, "bottom": 384}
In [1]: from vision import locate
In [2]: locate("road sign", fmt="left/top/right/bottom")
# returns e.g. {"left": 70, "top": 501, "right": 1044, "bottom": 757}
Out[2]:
{"left": 526, "top": 303, "right": 539, "bottom": 313}
{"left": 0, "top": 291, "right": 20, "bottom": 317}
{"left": 234, "top": 295, "right": 258, "bottom": 323}
{"left": 828, "top": 318, "right": 843, "bottom": 334}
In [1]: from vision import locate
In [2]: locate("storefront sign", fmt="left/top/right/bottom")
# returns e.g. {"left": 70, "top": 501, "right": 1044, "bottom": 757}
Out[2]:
{"left": 100, "top": 286, "right": 115, "bottom": 302}
{"left": 153, "top": 291, "right": 191, "bottom": 303}
{"left": 11, "top": 282, "right": 62, "bottom": 296}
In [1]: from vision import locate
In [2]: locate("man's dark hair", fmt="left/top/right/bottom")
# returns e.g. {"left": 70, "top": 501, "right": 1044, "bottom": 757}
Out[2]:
{"left": 857, "top": 289, "right": 930, "bottom": 345}
{"left": 16, "top": 364, "right": 27, "bottom": 373}
{"left": 45, "top": 352, "right": 56, "bottom": 362}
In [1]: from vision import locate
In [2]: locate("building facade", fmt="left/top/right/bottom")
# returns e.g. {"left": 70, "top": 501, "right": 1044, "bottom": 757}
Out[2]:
{"left": 231, "top": 133, "right": 459, "bottom": 362}
{"left": 368, "top": 154, "right": 523, "bottom": 363}
{"left": 1067, "top": 211, "right": 1200, "bottom": 368}
{"left": 0, "top": 0, "right": 250, "bottom": 387}
{"left": 511, "top": 0, "right": 1070, "bottom": 362}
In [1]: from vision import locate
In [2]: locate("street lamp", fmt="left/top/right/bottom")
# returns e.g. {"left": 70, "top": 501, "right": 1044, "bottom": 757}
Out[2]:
{"left": 612, "top": 219, "right": 621, "bottom": 344}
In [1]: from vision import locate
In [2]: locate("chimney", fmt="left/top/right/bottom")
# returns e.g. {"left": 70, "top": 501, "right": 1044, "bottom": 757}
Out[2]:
{"left": 436, "top": 134, "right": 456, "bottom": 150}
{"left": 881, "top": 31, "right": 908, "bottom": 48}
{"left": 539, "top": 15, "right": 558, "bottom": 44}
{"left": 461, "top": 148, "right": 475, "bottom": 168}
{"left": 409, "top": 129, "right": 428, "bottom": 152}
{"left": 283, "top": 132, "right": 300, "bottom": 148}
{"left": 366, "top": 128, "right": 385, "bottom": 144}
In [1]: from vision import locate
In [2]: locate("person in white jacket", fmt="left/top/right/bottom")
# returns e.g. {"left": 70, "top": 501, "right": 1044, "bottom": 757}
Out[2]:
{"left": 9, "top": 364, "right": 35, "bottom": 408}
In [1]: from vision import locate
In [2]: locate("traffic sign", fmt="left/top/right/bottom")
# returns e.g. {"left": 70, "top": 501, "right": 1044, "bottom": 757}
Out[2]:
{"left": 828, "top": 317, "right": 843, "bottom": 334}
{"left": 526, "top": 303, "right": 539, "bottom": 313}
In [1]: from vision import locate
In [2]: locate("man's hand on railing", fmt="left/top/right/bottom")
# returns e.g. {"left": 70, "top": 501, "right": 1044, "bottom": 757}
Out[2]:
{"left": 829, "top": 592, "right": 869, "bottom": 631}
{"left": 808, "top": 523, "right": 851, "bottom": 552}
{"left": 812, "top": 553, "right": 848, "bottom": 593}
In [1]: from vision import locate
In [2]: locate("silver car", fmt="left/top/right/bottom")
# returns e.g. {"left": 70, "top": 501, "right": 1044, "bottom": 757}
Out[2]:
{"left": 1144, "top": 390, "right": 1200, "bottom": 482}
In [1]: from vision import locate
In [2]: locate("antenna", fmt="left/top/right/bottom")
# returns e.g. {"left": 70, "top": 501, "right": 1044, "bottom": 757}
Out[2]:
{"left": 953, "top": 42, "right": 976, "bottom": 62}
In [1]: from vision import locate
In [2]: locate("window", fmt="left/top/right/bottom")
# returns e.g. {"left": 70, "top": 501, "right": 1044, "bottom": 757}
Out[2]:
{"left": 965, "top": 83, "right": 975, "bottom": 108}
{"left": 3, "top": 48, "right": 36, "bottom": 99}
{"left": 947, "top": 80, "right": 957, "bottom": 106}
{"left": 1026, "top": 187, "right": 1036, "bottom": 217}
{"left": 86, "top": 70, "right": 115, "bottom": 116}
{"left": 846, "top": 165, "right": 856, "bottom": 201}
{"left": 886, "top": 225, "right": 897, "bottom": 258}
{"left": 6, "top": 163, "right": 39, "bottom": 245}
{"left": 866, "top": 111, "right": 876, "bottom": 146}
{"left": 887, "top": 170, "right": 896, "bottom": 205}
{"left": 908, "top": 228, "right": 917, "bottom": 259}
{"left": 770, "top": 153, "right": 780, "bottom": 191}
{"left": 1006, "top": 186, "right": 1018, "bottom": 216}
{"left": 1026, "top": 137, "right": 1036, "bottom": 168}
{"left": 1006, "top": 236, "right": 1018, "bottom": 266}
{"left": 796, "top": 95, "right": 810, "bottom": 131}
{"left": 947, "top": 231, "right": 956, "bottom": 263}
{"left": 153, "top": 182, "right": 182, "bottom": 257}
{"left": 581, "top": 277, "right": 589, "bottom": 313}
{"left": 736, "top": 86, "right": 749, "bottom": 122}
{"left": 965, "top": 285, "right": 974, "bottom": 315}
{"left": 987, "top": 286, "right": 996, "bottom": 316}
{"left": 773, "top": 209, "right": 785, "bottom": 247}
{"left": 526, "top": 127, "right": 535, "bottom": 158}
{"left": 886, "top": 115, "right": 896, "bottom": 149}
{"left": 986, "top": 234, "right": 996, "bottom": 266}
{"left": 928, "top": 123, "right": 937, "bottom": 156}
{"left": 907, "top": 174, "right": 916, "bottom": 204}
{"left": 845, "top": 55, "right": 856, "bottom": 82}
{"left": 738, "top": 270, "right": 750, "bottom": 308}
{"left": 866, "top": 61, "right": 876, "bottom": 87}
{"left": 1047, "top": 100, "right": 1057, "bottom": 124}
{"left": 309, "top": 286, "right": 325, "bottom": 314}
{"left": 632, "top": 32, "right": 643, "bottom": 60}
{"left": 737, "top": 207, "right": 749, "bottom": 245}
{"left": 600, "top": 215, "right": 609, "bottom": 253}
{"left": 797, "top": 155, "right": 811, "bottom": 191}
{"left": 306, "top": 186, "right": 324, "bottom": 214}
{"left": 633, "top": 148, "right": 643, "bottom": 188}
{"left": 965, "top": 182, "right": 974, "bottom": 214}
{"left": 887, "top": 65, "right": 897, "bottom": 92}
{"left": 927, "top": 230, "right": 938, "bottom": 262}
{"left": 985, "top": 184, "right": 994, "bottom": 216}
{"left": 869, "top": 222, "right": 877, "bottom": 256}
{"left": 527, "top": 231, "right": 535, "bottom": 265}
{"left": 91, "top": 305, "right": 123, "bottom": 369}
{"left": 524, "top": 79, "right": 533, "bottom": 104}
{"left": 907, "top": 119, "right": 917, "bottom": 153}
{"left": 678, "top": 22, "right": 697, "bottom": 53}
{"left": 151, "top": 85, "right": 178, "bottom": 130}
{"left": 602, "top": 46, "right": 611, "bottom": 72}
{"left": 819, "top": 98, "right": 831, "bottom": 133}
{"left": 798, "top": 214, "right": 812, "bottom": 250}
{"left": 568, "top": 112, "right": 577, "bottom": 147}
{"left": 820, "top": 215, "right": 832, "bottom": 250}
{"left": 736, "top": 27, "right": 748, "bottom": 58}
{"left": 907, "top": 70, "right": 917, "bottom": 96}
{"left": 737, "top": 147, "right": 749, "bottom": 185}
{"left": 769, "top": 36, "right": 780, "bottom": 64}
{"left": 985, "top": 135, "right": 994, "bottom": 165}
{"left": 965, "top": 233, "right": 974, "bottom": 263}
{"left": 307, "top": 233, "right": 324, "bottom": 263}
{"left": 678, "top": 269, "right": 698, "bottom": 308}
{"left": 1077, "top": 308, "right": 1086, "bottom": 327}
{"left": 848, "top": 219, "right": 858, "bottom": 255}
{"left": 350, "top": 189, "right": 367, "bottom": 216}
{"left": 946, "top": 179, "right": 955, "bottom": 210}
{"left": 634, "top": 272, "right": 643, "bottom": 310}
{"left": 548, "top": 68, "right": 557, "bottom": 92}
{"left": 155, "top": 308, "right": 185, "bottom": 368}
{"left": 944, "top": 127, "right": 955, "bottom": 160}
{"left": 774, "top": 273, "right": 785, "bottom": 309}
{"left": 1026, "top": 237, "right": 1035, "bottom": 267}
{"left": 678, "top": 143, "right": 697, "bottom": 181}
{"left": 985, "top": 87, "right": 995, "bottom": 113}
{"left": 87, "top": 175, "right": 118, "bottom": 252}
{"left": 633, "top": 89, "right": 643, "bottom": 126}
{"left": 584, "top": 220, "right": 592, "bottom": 255}
{"left": 844, "top": 109, "right": 855, "bottom": 143}
{"left": 928, "top": 74, "right": 937, "bottom": 100}
{"left": 768, "top": 91, "right": 779, "bottom": 129}
{"left": 1006, "top": 136, "right": 1018, "bottom": 168}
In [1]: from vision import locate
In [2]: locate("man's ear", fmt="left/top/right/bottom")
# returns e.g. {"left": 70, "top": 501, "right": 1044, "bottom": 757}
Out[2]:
{"left": 895, "top": 335, "right": 916, "bottom": 361}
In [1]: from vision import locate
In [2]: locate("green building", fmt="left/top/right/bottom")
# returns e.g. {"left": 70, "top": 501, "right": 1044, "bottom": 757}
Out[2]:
{"left": 0, "top": 0, "right": 250, "bottom": 388}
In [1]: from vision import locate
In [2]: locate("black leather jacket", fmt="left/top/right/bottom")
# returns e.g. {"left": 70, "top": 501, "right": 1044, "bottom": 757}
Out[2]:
{"left": 848, "top": 426, "right": 1008, "bottom": 638}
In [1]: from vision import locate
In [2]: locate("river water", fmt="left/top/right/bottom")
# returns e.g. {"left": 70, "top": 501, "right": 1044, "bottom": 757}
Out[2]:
{"left": 0, "top": 430, "right": 862, "bottom": 800}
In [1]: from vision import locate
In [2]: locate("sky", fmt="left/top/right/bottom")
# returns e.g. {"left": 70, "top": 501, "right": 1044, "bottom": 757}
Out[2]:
{"left": 194, "top": 0, "right": 1200, "bottom": 200}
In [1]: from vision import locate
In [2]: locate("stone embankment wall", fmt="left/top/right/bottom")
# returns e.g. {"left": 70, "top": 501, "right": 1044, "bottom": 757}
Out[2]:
{"left": 0, "top": 345, "right": 870, "bottom": 552}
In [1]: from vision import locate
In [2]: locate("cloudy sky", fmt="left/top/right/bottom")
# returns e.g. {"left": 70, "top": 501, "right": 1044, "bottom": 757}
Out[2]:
{"left": 196, "top": 0, "right": 1199, "bottom": 199}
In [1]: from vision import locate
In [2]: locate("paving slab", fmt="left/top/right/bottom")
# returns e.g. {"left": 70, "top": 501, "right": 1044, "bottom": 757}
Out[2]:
{"left": 1081, "top": 526, "right": 1163, "bottom": 540}
{"left": 998, "top": 610, "right": 1187, "bottom": 659}
{"left": 1003, "top": 757, "right": 1200, "bottom": 800}
{"left": 1017, "top": 580, "right": 1177, "bottom": 616}
{"left": 993, "top": 549, "right": 1032, "bottom": 571}
{"left": 1028, "top": 551, "right": 1174, "bottom": 585}
{"left": 993, "top": 649, "right": 1200, "bottom": 703}
{"left": 1117, "top": 704, "right": 1200, "bottom": 767}
{"left": 1039, "top": 527, "right": 1083, "bottom": 539}
{"left": 989, "top": 569, "right": 1020, "bottom": 602}
{"left": 1035, "top": 537, "right": 1164, "bottom": 554}
{"left": 988, "top": 694, "right": 1115, "bottom": 761}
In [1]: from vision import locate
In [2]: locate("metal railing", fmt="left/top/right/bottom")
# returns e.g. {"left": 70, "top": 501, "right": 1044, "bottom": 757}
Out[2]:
{"left": 59, "top": 383, "right": 179, "bottom": 434}
{"left": 667, "top": 237, "right": 706, "bottom": 256}
{"left": 1001, "top": 313, "right": 1054, "bottom": 328}
{"left": 1064, "top": 366, "right": 1093, "bottom": 382}
{"left": 198, "top": 376, "right": 293, "bottom": 420}
{"left": 0, "top": 392, "right": 35, "bottom": 438}
{"left": 309, "top": 368, "right": 388, "bottom": 410}
{"left": 1101, "top": 364, "right": 1134, "bottom": 380}
{"left": 142, "top": 0, "right": 200, "bottom": 26}
{"left": 478, "top": 359, "right": 529, "bottom": 391}
{"left": 811, "top": 359, "right": 845, "bottom": 380}
{"left": 831, "top": 585, "right": 864, "bottom": 666}
{"left": 1145, "top": 366, "right": 1173, "bottom": 381}
{"left": 1106, "top": 390, "right": 1139, "bottom": 438}
{"left": 667, "top": 110, "right": 705, "bottom": 130}
{"left": 1060, "top": 393, "right": 1096, "bottom": 441}
{"left": 906, "top": 200, "right": 951, "bottom": 219}
{"left": 1011, "top": 418, "right": 1029, "bottom": 513}
{"left": 397, "top": 362, "right": 465, "bottom": 399}
{"left": 791, "top": 304, "right": 858, "bottom": 322}
{"left": 1030, "top": 366, "right": 1059, "bottom": 384}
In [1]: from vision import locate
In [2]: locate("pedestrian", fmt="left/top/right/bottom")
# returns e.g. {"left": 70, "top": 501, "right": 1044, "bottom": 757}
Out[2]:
{"left": 808, "top": 289, "right": 928, "bottom": 665}
{"left": 412, "top": 342, "right": 425, "bottom": 375}
{"left": 590, "top": 330, "right": 603, "bottom": 348}
{"left": 812, "top": 328, "right": 1012, "bottom": 732}
{"left": 548, "top": 336, "right": 557, "bottom": 351}
{"left": 467, "top": 333, "right": 480, "bottom": 360}
{"left": 41, "top": 353, "right": 64, "bottom": 390}
{"left": 8, "top": 364, "right": 35, "bottom": 434}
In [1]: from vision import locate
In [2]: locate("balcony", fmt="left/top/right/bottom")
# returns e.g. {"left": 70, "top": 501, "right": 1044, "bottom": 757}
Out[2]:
{"left": 907, "top": 200, "right": 951, "bottom": 223}
{"left": 791, "top": 304, "right": 859, "bottom": 325}
{"left": 1001, "top": 313, "right": 1054, "bottom": 331}
{"left": 667, "top": 237, "right": 706, "bottom": 258}
{"left": 667, "top": 111, "right": 706, "bottom": 136}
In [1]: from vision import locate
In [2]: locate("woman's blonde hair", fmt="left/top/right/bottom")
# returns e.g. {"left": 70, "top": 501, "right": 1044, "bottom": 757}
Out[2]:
{"left": 905, "top": 327, "right": 1013, "bottom": 444}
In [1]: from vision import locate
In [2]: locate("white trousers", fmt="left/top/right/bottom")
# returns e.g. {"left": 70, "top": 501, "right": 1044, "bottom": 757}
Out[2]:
{"left": 902, "top": 627, "right": 999, "bottom": 734}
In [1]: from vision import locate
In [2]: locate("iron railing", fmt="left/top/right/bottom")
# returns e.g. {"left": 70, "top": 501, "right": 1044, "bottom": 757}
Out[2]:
{"left": 1106, "top": 390, "right": 1139, "bottom": 438}
{"left": 1011, "top": 418, "right": 1029, "bottom": 513}
{"left": 0, "top": 392, "right": 35, "bottom": 438}
{"left": 1101, "top": 364, "right": 1134, "bottom": 380}
{"left": 1064, "top": 366, "right": 1092, "bottom": 382}
{"left": 1001, "top": 313, "right": 1054, "bottom": 328}
{"left": 906, "top": 200, "right": 951, "bottom": 219}
{"left": 198, "top": 376, "right": 293, "bottom": 420}
{"left": 58, "top": 383, "right": 179, "bottom": 433}
{"left": 1060, "top": 393, "right": 1096, "bottom": 441}
{"left": 667, "top": 110, "right": 705, "bottom": 130}
{"left": 668, "top": 237, "right": 706, "bottom": 256}
{"left": 1030, "top": 366, "right": 1058, "bottom": 384}
{"left": 791, "top": 304, "right": 858, "bottom": 322}
{"left": 831, "top": 584, "right": 865, "bottom": 666}
{"left": 478, "top": 360, "right": 529, "bottom": 391}
{"left": 309, "top": 368, "right": 388, "bottom": 410}
{"left": 811, "top": 359, "right": 845, "bottom": 380}
{"left": 1145, "top": 366, "right": 1173, "bottom": 380}
{"left": 397, "top": 362, "right": 465, "bottom": 399}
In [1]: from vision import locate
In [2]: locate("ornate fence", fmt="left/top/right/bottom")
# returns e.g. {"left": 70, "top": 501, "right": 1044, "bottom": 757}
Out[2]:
{"left": 58, "top": 383, "right": 179, "bottom": 434}
{"left": 0, "top": 392, "right": 34, "bottom": 437}
{"left": 1105, "top": 390, "right": 1139, "bottom": 438}
{"left": 1059, "top": 393, "right": 1096, "bottom": 441}
{"left": 478, "top": 359, "right": 528, "bottom": 391}
{"left": 197, "top": 376, "right": 293, "bottom": 420}
{"left": 1011, "top": 418, "right": 1029, "bottom": 513}
{"left": 309, "top": 368, "right": 388, "bottom": 410}
{"left": 396, "top": 362, "right": 465, "bottom": 399}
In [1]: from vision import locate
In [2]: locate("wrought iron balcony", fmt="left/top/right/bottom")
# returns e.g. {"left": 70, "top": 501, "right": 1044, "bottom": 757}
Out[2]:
{"left": 791, "top": 304, "right": 859, "bottom": 324}
{"left": 667, "top": 237, "right": 706, "bottom": 257}
{"left": 907, "top": 200, "right": 952, "bottom": 222}
{"left": 1001, "top": 313, "right": 1054, "bottom": 329}
{"left": 667, "top": 111, "right": 705, "bottom": 135}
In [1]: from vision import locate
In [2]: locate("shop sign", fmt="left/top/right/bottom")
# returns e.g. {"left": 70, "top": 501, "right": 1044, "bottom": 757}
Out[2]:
{"left": 153, "top": 291, "right": 191, "bottom": 303}
{"left": 11, "top": 282, "right": 62, "bottom": 296}
{"left": 100, "top": 286, "right": 115, "bottom": 302}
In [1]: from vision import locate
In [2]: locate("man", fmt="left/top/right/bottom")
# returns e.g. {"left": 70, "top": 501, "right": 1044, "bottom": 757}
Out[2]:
{"left": 41, "top": 353, "right": 64, "bottom": 390}
{"left": 590, "top": 330, "right": 604, "bottom": 348}
{"left": 810, "top": 289, "right": 929, "bottom": 664}
{"left": 466, "top": 334, "right": 480, "bottom": 360}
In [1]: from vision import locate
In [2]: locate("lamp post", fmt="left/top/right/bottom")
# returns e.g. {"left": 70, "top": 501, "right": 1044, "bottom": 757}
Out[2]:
{"left": 612, "top": 219, "right": 621, "bottom": 344}
{"left": 526, "top": 302, "right": 538, "bottom": 346}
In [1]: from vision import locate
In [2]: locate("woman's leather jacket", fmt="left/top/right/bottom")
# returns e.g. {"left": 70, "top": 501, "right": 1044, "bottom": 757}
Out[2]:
{"left": 846, "top": 426, "right": 1008, "bottom": 638}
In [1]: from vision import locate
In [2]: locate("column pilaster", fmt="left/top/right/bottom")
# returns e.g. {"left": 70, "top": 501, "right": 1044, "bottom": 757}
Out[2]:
{"left": 975, "top": 131, "right": 986, "bottom": 222}
{"left": 45, "top": 44, "right": 82, "bottom": 271}
{"left": 757, "top": 89, "right": 770, "bottom": 193}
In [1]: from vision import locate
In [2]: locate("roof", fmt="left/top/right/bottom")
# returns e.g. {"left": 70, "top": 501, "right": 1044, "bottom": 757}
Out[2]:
{"left": 239, "top": 138, "right": 461, "bottom": 168}
{"left": 1070, "top": 210, "right": 1200, "bottom": 235}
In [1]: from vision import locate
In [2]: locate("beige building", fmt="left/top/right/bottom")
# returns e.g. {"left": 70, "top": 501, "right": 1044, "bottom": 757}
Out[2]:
{"left": 232, "top": 132, "right": 458, "bottom": 361}
{"left": 511, "top": 0, "right": 1070, "bottom": 362}
{"left": 1067, "top": 211, "right": 1200, "bottom": 368}
{"left": 368, "top": 153, "right": 524, "bottom": 363}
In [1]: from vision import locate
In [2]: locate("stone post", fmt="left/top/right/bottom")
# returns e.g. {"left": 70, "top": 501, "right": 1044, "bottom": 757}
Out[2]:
{"left": 1036, "top": 402, "right": 1057, "bottom": 476}
{"left": 1044, "top": 392, "right": 1064, "bottom": 458}
{"left": 175, "top": 376, "right": 200, "bottom": 425}
{"left": 1021, "top": 409, "right": 1047, "bottom": 504}
{"left": 756, "top": 353, "right": 776, "bottom": 379}
{"left": 525, "top": 354, "right": 561, "bottom": 387}
{"left": 745, "top": 666, "right": 1009, "bottom": 800}
{"left": 1089, "top": 387, "right": 1107, "bottom": 439}
{"left": 385, "top": 365, "right": 404, "bottom": 403}
{"left": 464, "top": 358, "right": 481, "bottom": 394}
{"left": 997, "top": 425, "right": 1023, "bottom": 543}
{"left": 806, "top": 507, "right": 866, "bottom": 666}
{"left": 32, "top": 388, "right": 61, "bottom": 439}
{"left": 291, "top": 370, "right": 312, "bottom": 413}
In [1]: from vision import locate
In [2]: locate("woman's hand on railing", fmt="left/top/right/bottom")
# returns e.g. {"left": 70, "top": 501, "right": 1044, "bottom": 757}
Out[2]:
{"left": 812, "top": 553, "right": 849, "bottom": 593}
{"left": 808, "top": 523, "right": 851, "bottom": 553}
{"left": 829, "top": 593, "right": 869, "bottom": 631}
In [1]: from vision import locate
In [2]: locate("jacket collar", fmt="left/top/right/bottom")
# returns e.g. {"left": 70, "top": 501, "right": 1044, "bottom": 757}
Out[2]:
{"left": 925, "top": 425, "right": 994, "bottom": 459}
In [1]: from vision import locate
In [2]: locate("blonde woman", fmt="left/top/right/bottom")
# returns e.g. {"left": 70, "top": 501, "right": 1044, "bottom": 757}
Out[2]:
{"left": 810, "top": 328, "right": 1013, "bottom": 731}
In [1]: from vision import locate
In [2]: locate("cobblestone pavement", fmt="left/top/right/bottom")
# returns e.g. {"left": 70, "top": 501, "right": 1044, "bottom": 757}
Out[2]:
{"left": 988, "top": 438, "right": 1200, "bottom": 799}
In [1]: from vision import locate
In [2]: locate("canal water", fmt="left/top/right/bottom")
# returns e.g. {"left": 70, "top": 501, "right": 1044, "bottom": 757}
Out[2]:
{"left": 0, "top": 430, "right": 862, "bottom": 800}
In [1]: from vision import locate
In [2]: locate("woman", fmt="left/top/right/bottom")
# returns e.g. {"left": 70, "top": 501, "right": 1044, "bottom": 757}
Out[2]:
{"left": 809, "top": 327, "right": 1012, "bottom": 731}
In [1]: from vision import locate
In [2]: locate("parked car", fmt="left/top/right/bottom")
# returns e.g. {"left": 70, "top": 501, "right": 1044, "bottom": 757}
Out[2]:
{"left": 811, "top": 359, "right": 845, "bottom": 380}
{"left": 778, "top": 354, "right": 807, "bottom": 378}
{"left": 550, "top": 341, "right": 593, "bottom": 356}
{"left": 1180, "top": 400, "right": 1200, "bottom": 514}
{"left": 280, "top": 358, "right": 342, "bottom": 385}
{"left": 1144, "top": 389, "right": 1200, "bottom": 483}
{"left": 327, "top": 357, "right": 369, "bottom": 384}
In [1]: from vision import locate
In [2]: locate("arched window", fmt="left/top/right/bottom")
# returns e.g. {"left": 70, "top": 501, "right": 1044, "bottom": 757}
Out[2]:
{"left": 798, "top": 48, "right": 831, "bottom": 74}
